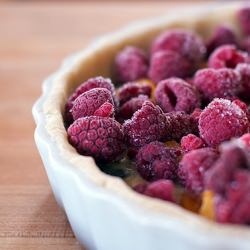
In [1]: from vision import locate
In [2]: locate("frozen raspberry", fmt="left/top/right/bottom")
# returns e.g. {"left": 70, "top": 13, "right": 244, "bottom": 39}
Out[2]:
{"left": 215, "top": 170, "right": 250, "bottom": 224}
{"left": 117, "top": 82, "right": 152, "bottom": 105}
{"left": 199, "top": 98, "right": 249, "bottom": 146}
{"left": 181, "top": 134, "right": 206, "bottom": 152}
{"left": 148, "top": 50, "right": 193, "bottom": 83}
{"left": 206, "top": 25, "right": 238, "bottom": 55}
{"left": 238, "top": 7, "right": 250, "bottom": 36}
{"left": 114, "top": 46, "right": 148, "bottom": 83}
{"left": 208, "top": 45, "right": 248, "bottom": 69}
{"left": 134, "top": 180, "right": 176, "bottom": 202}
{"left": 155, "top": 78, "right": 200, "bottom": 113}
{"left": 193, "top": 68, "right": 242, "bottom": 101}
{"left": 151, "top": 29, "right": 206, "bottom": 63}
{"left": 236, "top": 63, "right": 250, "bottom": 99}
{"left": 191, "top": 108, "right": 202, "bottom": 122}
{"left": 136, "top": 141, "right": 178, "bottom": 181}
{"left": 178, "top": 148, "right": 218, "bottom": 194}
{"left": 67, "top": 116, "right": 125, "bottom": 162}
{"left": 205, "top": 141, "right": 250, "bottom": 194}
{"left": 64, "top": 77, "right": 115, "bottom": 123}
{"left": 123, "top": 101, "right": 167, "bottom": 147}
{"left": 118, "top": 95, "right": 149, "bottom": 120}
{"left": 164, "top": 112, "right": 198, "bottom": 141}
{"left": 71, "top": 88, "right": 114, "bottom": 120}
{"left": 242, "top": 36, "right": 250, "bottom": 54}
{"left": 93, "top": 102, "right": 114, "bottom": 117}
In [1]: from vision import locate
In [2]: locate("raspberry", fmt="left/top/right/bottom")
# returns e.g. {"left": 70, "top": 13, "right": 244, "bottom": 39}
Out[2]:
{"left": 206, "top": 25, "right": 238, "bottom": 55}
{"left": 236, "top": 63, "right": 250, "bottom": 99}
{"left": 155, "top": 78, "right": 200, "bottom": 113}
{"left": 123, "top": 101, "right": 167, "bottom": 147}
{"left": 117, "top": 82, "right": 152, "bottom": 105}
{"left": 118, "top": 95, "right": 149, "bottom": 120}
{"left": 239, "top": 133, "right": 250, "bottom": 151}
{"left": 136, "top": 141, "right": 178, "bottom": 181}
{"left": 208, "top": 45, "right": 248, "bottom": 69}
{"left": 64, "top": 77, "right": 115, "bottom": 123}
{"left": 164, "top": 112, "right": 198, "bottom": 141}
{"left": 67, "top": 116, "right": 125, "bottom": 162}
{"left": 71, "top": 88, "right": 114, "bottom": 120}
{"left": 181, "top": 134, "right": 206, "bottom": 152}
{"left": 199, "top": 98, "right": 249, "bottom": 146}
{"left": 114, "top": 46, "right": 148, "bottom": 83}
{"left": 148, "top": 50, "right": 193, "bottom": 83}
{"left": 178, "top": 148, "right": 218, "bottom": 194}
{"left": 238, "top": 7, "right": 250, "bottom": 36}
{"left": 134, "top": 180, "right": 176, "bottom": 202}
{"left": 151, "top": 29, "right": 206, "bottom": 63}
{"left": 193, "top": 68, "right": 242, "bottom": 101}
{"left": 215, "top": 170, "right": 250, "bottom": 224}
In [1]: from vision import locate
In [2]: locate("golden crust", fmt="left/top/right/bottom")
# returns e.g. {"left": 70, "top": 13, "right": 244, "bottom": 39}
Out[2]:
{"left": 42, "top": 3, "right": 250, "bottom": 235}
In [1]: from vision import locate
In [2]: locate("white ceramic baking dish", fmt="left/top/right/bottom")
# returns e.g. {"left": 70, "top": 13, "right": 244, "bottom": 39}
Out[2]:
{"left": 33, "top": 3, "right": 250, "bottom": 250}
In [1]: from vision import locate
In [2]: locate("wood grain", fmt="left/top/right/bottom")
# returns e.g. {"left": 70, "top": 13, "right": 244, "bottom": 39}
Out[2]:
{"left": 0, "top": 1, "right": 203, "bottom": 249}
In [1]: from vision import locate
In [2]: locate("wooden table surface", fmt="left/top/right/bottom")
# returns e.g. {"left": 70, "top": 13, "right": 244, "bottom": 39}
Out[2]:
{"left": 0, "top": 1, "right": 204, "bottom": 249}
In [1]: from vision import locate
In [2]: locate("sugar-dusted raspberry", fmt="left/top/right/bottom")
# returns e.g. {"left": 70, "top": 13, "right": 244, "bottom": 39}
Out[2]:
{"left": 199, "top": 98, "right": 249, "bottom": 146}
{"left": 236, "top": 63, "right": 250, "bottom": 99}
{"left": 151, "top": 29, "right": 206, "bottom": 63}
{"left": 136, "top": 141, "right": 178, "bottom": 181}
{"left": 155, "top": 78, "right": 200, "bottom": 113}
{"left": 117, "top": 82, "right": 152, "bottom": 105}
{"left": 134, "top": 179, "right": 176, "bottom": 202}
{"left": 67, "top": 116, "right": 125, "bottom": 162}
{"left": 164, "top": 112, "right": 198, "bottom": 141}
{"left": 71, "top": 88, "right": 114, "bottom": 120}
{"left": 208, "top": 45, "right": 248, "bottom": 69}
{"left": 238, "top": 7, "right": 250, "bottom": 36}
{"left": 215, "top": 170, "right": 250, "bottom": 224}
{"left": 123, "top": 101, "right": 167, "bottom": 147}
{"left": 181, "top": 134, "right": 206, "bottom": 152}
{"left": 148, "top": 50, "right": 193, "bottom": 83}
{"left": 191, "top": 108, "right": 202, "bottom": 122}
{"left": 64, "top": 77, "right": 115, "bottom": 123}
{"left": 114, "top": 46, "right": 148, "bottom": 83}
{"left": 118, "top": 95, "right": 149, "bottom": 120}
{"left": 206, "top": 25, "right": 238, "bottom": 55}
{"left": 178, "top": 148, "right": 218, "bottom": 194}
{"left": 193, "top": 68, "right": 242, "bottom": 101}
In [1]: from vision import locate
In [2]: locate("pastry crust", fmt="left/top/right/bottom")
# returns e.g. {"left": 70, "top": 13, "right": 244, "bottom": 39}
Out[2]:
{"left": 42, "top": 3, "right": 250, "bottom": 235}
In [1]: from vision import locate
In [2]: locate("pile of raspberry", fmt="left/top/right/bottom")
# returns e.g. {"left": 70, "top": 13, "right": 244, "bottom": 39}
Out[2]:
{"left": 65, "top": 7, "right": 250, "bottom": 226}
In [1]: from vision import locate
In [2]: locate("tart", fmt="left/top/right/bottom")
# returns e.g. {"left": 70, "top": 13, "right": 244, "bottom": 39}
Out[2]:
{"left": 35, "top": 3, "right": 250, "bottom": 249}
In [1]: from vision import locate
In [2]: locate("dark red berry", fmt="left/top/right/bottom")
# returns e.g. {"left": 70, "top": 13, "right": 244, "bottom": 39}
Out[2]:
{"left": 208, "top": 45, "right": 248, "bottom": 69}
{"left": 71, "top": 88, "right": 114, "bottom": 120}
{"left": 155, "top": 78, "right": 200, "bottom": 113}
{"left": 148, "top": 50, "right": 193, "bottom": 83}
{"left": 238, "top": 7, "right": 250, "bottom": 36}
{"left": 123, "top": 101, "right": 167, "bottom": 147}
{"left": 193, "top": 68, "right": 242, "bottom": 101}
{"left": 114, "top": 46, "right": 148, "bottom": 83}
{"left": 181, "top": 134, "right": 206, "bottom": 152}
{"left": 64, "top": 77, "right": 115, "bottom": 123}
{"left": 206, "top": 25, "right": 238, "bottom": 55}
{"left": 67, "top": 116, "right": 125, "bottom": 162}
{"left": 151, "top": 29, "right": 206, "bottom": 63}
{"left": 179, "top": 148, "right": 218, "bottom": 194}
{"left": 236, "top": 63, "right": 250, "bottom": 99}
{"left": 136, "top": 141, "right": 178, "bottom": 181}
{"left": 199, "top": 98, "right": 249, "bottom": 146}
{"left": 117, "top": 82, "right": 152, "bottom": 105}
